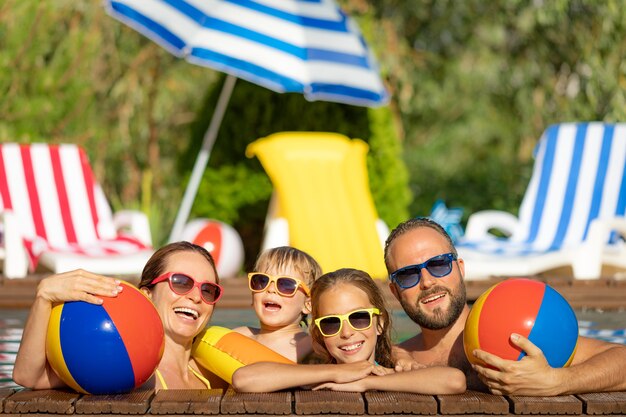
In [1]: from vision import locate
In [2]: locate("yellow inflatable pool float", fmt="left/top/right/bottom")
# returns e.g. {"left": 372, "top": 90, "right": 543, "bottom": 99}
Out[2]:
{"left": 192, "top": 326, "right": 294, "bottom": 384}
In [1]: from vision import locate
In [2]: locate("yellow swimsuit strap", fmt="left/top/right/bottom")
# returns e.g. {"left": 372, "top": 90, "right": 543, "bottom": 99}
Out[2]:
{"left": 188, "top": 365, "right": 212, "bottom": 389}
{"left": 154, "top": 366, "right": 212, "bottom": 390}
{"left": 154, "top": 369, "right": 168, "bottom": 390}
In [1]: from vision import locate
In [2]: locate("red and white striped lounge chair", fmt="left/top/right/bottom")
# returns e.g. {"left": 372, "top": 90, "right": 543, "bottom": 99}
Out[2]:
{"left": 0, "top": 143, "right": 154, "bottom": 279}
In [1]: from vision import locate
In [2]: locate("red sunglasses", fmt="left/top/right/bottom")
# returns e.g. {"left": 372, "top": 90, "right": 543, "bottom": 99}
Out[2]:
{"left": 150, "top": 272, "right": 223, "bottom": 305}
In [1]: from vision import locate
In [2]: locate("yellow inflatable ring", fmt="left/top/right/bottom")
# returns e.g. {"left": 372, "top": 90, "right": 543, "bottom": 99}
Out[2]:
{"left": 192, "top": 326, "right": 295, "bottom": 384}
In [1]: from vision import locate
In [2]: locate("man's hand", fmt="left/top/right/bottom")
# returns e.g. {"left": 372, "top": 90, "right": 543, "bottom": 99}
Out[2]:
{"left": 471, "top": 333, "right": 561, "bottom": 396}
{"left": 394, "top": 358, "right": 427, "bottom": 372}
{"left": 392, "top": 346, "right": 426, "bottom": 372}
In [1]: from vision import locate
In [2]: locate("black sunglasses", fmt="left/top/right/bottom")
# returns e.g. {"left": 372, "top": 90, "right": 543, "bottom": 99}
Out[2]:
{"left": 389, "top": 253, "right": 457, "bottom": 289}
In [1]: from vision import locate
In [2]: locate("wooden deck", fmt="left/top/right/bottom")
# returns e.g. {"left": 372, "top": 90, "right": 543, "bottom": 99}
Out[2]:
{"left": 2, "top": 274, "right": 626, "bottom": 310}
{"left": 3, "top": 274, "right": 625, "bottom": 417}
{"left": 1, "top": 388, "right": 626, "bottom": 416}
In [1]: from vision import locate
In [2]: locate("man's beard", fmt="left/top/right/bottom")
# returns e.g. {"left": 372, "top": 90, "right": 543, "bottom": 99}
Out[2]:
{"left": 400, "top": 281, "right": 467, "bottom": 330}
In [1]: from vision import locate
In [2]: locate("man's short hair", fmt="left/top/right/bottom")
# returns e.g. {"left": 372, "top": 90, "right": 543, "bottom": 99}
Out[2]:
{"left": 384, "top": 217, "right": 457, "bottom": 273}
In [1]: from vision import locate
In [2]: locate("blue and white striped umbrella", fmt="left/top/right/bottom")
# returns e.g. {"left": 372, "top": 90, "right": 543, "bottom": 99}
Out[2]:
{"left": 105, "top": 0, "right": 387, "bottom": 106}
{"left": 104, "top": 0, "right": 389, "bottom": 240}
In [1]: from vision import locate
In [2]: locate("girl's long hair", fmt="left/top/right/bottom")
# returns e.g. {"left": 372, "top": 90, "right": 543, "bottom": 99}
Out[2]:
{"left": 309, "top": 268, "right": 393, "bottom": 368}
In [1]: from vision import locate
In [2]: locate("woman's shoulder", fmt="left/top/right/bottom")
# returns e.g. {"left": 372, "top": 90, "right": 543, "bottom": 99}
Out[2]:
{"left": 190, "top": 358, "right": 230, "bottom": 390}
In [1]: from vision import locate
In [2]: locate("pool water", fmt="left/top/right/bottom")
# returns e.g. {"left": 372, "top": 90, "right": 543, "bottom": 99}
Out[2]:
{"left": 1, "top": 308, "right": 625, "bottom": 389}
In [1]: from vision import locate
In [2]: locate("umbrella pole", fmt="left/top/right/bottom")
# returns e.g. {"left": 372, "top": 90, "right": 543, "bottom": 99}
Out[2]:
{"left": 168, "top": 74, "right": 238, "bottom": 243}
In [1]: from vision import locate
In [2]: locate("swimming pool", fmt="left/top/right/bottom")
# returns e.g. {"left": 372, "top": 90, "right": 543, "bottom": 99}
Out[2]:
{"left": 1, "top": 308, "right": 625, "bottom": 389}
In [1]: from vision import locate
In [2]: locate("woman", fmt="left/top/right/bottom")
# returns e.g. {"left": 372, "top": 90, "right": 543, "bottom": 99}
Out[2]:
{"left": 13, "top": 241, "right": 226, "bottom": 390}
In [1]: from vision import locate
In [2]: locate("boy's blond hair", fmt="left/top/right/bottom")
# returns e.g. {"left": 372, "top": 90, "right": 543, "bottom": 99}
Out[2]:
{"left": 253, "top": 246, "right": 323, "bottom": 288}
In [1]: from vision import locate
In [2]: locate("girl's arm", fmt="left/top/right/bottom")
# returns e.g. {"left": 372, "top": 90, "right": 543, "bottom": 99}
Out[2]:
{"left": 232, "top": 361, "right": 384, "bottom": 392}
{"left": 315, "top": 366, "right": 467, "bottom": 394}
{"left": 12, "top": 270, "right": 122, "bottom": 389}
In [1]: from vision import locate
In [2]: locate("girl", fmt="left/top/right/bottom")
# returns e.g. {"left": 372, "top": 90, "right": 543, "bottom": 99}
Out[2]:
{"left": 13, "top": 241, "right": 227, "bottom": 390}
{"left": 233, "top": 246, "right": 323, "bottom": 362}
{"left": 232, "top": 268, "right": 466, "bottom": 393}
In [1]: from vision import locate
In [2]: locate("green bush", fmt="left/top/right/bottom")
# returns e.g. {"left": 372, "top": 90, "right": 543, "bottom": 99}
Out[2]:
{"left": 362, "top": 0, "right": 626, "bottom": 219}
{"left": 187, "top": 78, "right": 409, "bottom": 267}
{"left": 366, "top": 106, "right": 411, "bottom": 229}
{"left": 5, "top": 0, "right": 624, "bottom": 262}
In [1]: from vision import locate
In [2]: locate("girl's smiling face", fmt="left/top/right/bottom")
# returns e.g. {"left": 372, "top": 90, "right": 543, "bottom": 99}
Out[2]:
{"left": 316, "top": 283, "right": 381, "bottom": 364}
{"left": 251, "top": 266, "right": 311, "bottom": 330}
{"left": 145, "top": 251, "right": 217, "bottom": 344}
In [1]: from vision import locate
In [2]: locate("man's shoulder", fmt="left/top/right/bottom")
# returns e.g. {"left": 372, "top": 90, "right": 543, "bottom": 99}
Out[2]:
{"left": 396, "top": 334, "right": 424, "bottom": 351}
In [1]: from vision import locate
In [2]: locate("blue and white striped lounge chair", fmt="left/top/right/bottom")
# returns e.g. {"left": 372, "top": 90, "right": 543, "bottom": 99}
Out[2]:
{"left": 457, "top": 122, "right": 626, "bottom": 280}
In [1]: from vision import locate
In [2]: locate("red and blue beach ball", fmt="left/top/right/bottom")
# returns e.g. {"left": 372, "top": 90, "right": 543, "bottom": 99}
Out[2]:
{"left": 181, "top": 218, "right": 244, "bottom": 279}
{"left": 464, "top": 278, "right": 578, "bottom": 368}
{"left": 46, "top": 282, "right": 165, "bottom": 394}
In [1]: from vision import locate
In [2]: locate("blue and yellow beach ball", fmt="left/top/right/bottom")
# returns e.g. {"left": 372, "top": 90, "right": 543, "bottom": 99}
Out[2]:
{"left": 464, "top": 278, "right": 578, "bottom": 368}
{"left": 46, "top": 282, "right": 165, "bottom": 394}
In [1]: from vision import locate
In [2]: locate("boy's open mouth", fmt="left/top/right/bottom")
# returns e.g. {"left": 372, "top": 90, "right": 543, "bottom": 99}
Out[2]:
{"left": 264, "top": 302, "right": 282, "bottom": 311}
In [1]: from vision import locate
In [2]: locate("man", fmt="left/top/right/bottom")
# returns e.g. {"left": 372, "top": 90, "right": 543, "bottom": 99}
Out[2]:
{"left": 385, "top": 217, "right": 626, "bottom": 395}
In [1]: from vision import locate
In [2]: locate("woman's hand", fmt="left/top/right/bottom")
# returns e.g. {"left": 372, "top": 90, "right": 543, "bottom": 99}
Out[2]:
{"left": 37, "top": 269, "right": 123, "bottom": 305}
{"left": 14, "top": 269, "right": 122, "bottom": 390}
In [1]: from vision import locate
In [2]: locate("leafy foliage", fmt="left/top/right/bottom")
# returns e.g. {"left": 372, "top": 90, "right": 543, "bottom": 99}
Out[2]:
{"left": 187, "top": 79, "right": 408, "bottom": 267}
{"left": 3, "top": 0, "right": 626, "bottom": 264}
{"left": 366, "top": 106, "right": 411, "bottom": 228}
{"left": 347, "top": 0, "right": 626, "bottom": 218}
{"left": 0, "top": 1, "right": 216, "bottom": 244}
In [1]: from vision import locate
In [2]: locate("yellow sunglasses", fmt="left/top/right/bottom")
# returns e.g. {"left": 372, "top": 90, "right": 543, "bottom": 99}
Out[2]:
{"left": 314, "top": 308, "right": 381, "bottom": 337}
{"left": 247, "top": 272, "right": 311, "bottom": 297}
